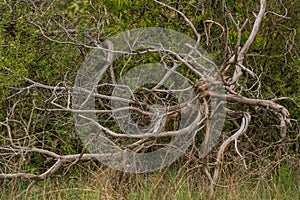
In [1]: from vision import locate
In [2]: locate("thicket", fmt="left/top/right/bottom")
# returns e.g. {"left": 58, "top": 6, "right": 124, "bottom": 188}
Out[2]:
{"left": 0, "top": 0, "right": 299, "bottom": 199}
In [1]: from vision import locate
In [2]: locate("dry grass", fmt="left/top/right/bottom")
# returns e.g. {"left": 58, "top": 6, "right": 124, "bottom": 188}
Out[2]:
{"left": 1, "top": 160, "right": 299, "bottom": 200}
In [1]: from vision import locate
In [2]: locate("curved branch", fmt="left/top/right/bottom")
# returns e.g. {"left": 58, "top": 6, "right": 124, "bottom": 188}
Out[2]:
{"left": 239, "top": 0, "right": 266, "bottom": 57}
{"left": 231, "top": 0, "right": 266, "bottom": 85}
{"left": 209, "top": 112, "right": 251, "bottom": 199}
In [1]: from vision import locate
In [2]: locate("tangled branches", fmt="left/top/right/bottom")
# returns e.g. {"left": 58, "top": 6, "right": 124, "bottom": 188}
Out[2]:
{"left": 0, "top": 0, "right": 299, "bottom": 199}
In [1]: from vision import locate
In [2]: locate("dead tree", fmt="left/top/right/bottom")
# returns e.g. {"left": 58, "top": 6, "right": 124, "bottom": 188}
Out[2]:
{"left": 0, "top": 0, "right": 298, "bottom": 198}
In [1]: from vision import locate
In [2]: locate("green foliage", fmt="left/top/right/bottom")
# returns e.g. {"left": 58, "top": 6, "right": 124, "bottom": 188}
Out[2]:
{"left": 0, "top": 0, "right": 299, "bottom": 190}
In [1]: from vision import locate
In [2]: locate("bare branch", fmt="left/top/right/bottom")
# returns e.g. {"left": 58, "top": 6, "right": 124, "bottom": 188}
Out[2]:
{"left": 230, "top": 0, "right": 266, "bottom": 85}
{"left": 210, "top": 112, "right": 251, "bottom": 199}
{"left": 152, "top": 0, "right": 201, "bottom": 43}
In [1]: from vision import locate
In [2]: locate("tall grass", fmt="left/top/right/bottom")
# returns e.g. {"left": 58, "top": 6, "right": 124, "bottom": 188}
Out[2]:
{"left": 1, "top": 161, "right": 299, "bottom": 200}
